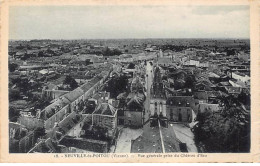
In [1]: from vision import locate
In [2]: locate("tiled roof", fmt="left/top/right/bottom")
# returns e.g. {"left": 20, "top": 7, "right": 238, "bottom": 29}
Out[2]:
{"left": 63, "top": 88, "right": 84, "bottom": 102}
{"left": 127, "top": 93, "right": 145, "bottom": 107}
{"left": 58, "top": 112, "right": 79, "bottom": 133}
{"left": 169, "top": 69, "right": 187, "bottom": 76}
{"left": 219, "top": 82, "right": 231, "bottom": 86}
{"left": 225, "top": 86, "right": 242, "bottom": 94}
{"left": 80, "top": 75, "right": 102, "bottom": 92}
{"left": 208, "top": 72, "right": 220, "bottom": 78}
{"left": 206, "top": 91, "right": 222, "bottom": 98}
{"left": 93, "top": 103, "right": 116, "bottom": 116}
{"left": 196, "top": 80, "right": 215, "bottom": 87}
{"left": 42, "top": 97, "right": 70, "bottom": 120}
{"left": 199, "top": 103, "right": 220, "bottom": 112}
{"left": 49, "top": 76, "right": 66, "bottom": 86}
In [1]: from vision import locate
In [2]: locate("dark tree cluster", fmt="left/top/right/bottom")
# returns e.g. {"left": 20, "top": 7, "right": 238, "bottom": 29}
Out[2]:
{"left": 184, "top": 75, "right": 196, "bottom": 90}
{"left": 9, "top": 63, "right": 19, "bottom": 72}
{"left": 38, "top": 49, "right": 61, "bottom": 57}
{"left": 102, "top": 47, "right": 122, "bottom": 56}
{"left": 127, "top": 63, "right": 135, "bottom": 69}
{"left": 9, "top": 106, "right": 20, "bottom": 122}
{"left": 160, "top": 45, "right": 188, "bottom": 52}
{"left": 225, "top": 49, "right": 237, "bottom": 56}
{"left": 105, "top": 75, "right": 128, "bottom": 98}
{"left": 9, "top": 78, "right": 31, "bottom": 97}
{"left": 32, "top": 95, "right": 51, "bottom": 111}
{"left": 15, "top": 44, "right": 25, "bottom": 50}
{"left": 63, "top": 75, "right": 79, "bottom": 90}
{"left": 193, "top": 95, "right": 250, "bottom": 153}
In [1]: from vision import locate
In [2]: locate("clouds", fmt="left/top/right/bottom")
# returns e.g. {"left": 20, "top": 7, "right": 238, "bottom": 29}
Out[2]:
{"left": 9, "top": 5, "right": 249, "bottom": 40}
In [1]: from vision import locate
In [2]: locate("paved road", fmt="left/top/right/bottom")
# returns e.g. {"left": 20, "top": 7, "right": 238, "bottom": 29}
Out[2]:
{"left": 114, "top": 128, "right": 143, "bottom": 153}
{"left": 158, "top": 119, "right": 165, "bottom": 153}
{"left": 143, "top": 61, "right": 153, "bottom": 122}
{"left": 131, "top": 123, "right": 163, "bottom": 153}
{"left": 170, "top": 123, "right": 198, "bottom": 152}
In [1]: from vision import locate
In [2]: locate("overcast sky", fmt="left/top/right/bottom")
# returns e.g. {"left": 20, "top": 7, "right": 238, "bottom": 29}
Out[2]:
{"left": 9, "top": 5, "right": 249, "bottom": 40}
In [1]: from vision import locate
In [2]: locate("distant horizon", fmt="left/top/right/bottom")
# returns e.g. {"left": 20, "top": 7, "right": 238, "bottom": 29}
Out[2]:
{"left": 9, "top": 37, "right": 250, "bottom": 41}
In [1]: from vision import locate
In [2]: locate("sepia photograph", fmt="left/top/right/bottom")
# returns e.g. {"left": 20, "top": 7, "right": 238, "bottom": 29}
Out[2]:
{"left": 7, "top": 5, "right": 251, "bottom": 154}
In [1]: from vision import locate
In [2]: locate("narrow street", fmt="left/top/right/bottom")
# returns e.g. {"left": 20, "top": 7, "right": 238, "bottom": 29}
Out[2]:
{"left": 158, "top": 119, "right": 165, "bottom": 153}
{"left": 170, "top": 123, "right": 198, "bottom": 152}
{"left": 114, "top": 128, "right": 143, "bottom": 153}
{"left": 131, "top": 123, "right": 163, "bottom": 153}
{"left": 143, "top": 60, "right": 153, "bottom": 122}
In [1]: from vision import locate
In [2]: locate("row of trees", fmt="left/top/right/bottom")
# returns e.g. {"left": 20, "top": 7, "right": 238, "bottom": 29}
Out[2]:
{"left": 68, "top": 47, "right": 122, "bottom": 57}
{"left": 160, "top": 45, "right": 188, "bottom": 52}
{"left": 102, "top": 47, "right": 122, "bottom": 56}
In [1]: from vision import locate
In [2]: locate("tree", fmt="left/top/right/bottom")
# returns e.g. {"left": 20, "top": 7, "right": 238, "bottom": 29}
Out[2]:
{"left": 128, "top": 63, "right": 135, "bottom": 69}
{"left": 105, "top": 75, "right": 128, "bottom": 98}
{"left": 38, "top": 51, "right": 44, "bottom": 57}
{"left": 102, "top": 47, "right": 122, "bottom": 56}
{"left": 174, "top": 79, "right": 185, "bottom": 90}
{"left": 63, "top": 76, "right": 78, "bottom": 90}
{"left": 193, "top": 104, "right": 250, "bottom": 152}
{"left": 18, "top": 78, "right": 31, "bottom": 95}
{"left": 226, "top": 49, "right": 236, "bottom": 56}
{"left": 185, "top": 75, "right": 195, "bottom": 89}
{"left": 237, "top": 90, "right": 250, "bottom": 106}
{"left": 9, "top": 63, "right": 19, "bottom": 72}
{"left": 10, "top": 78, "right": 31, "bottom": 95}
{"left": 33, "top": 95, "right": 51, "bottom": 111}
{"left": 9, "top": 107, "right": 20, "bottom": 122}
{"left": 16, "top": 44, "right": 24, "bottom": 49}
{"left": 9, "top": 89, "right": 21, "bottom": 101}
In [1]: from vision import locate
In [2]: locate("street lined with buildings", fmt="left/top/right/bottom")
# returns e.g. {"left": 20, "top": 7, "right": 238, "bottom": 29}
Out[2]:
{"left": 9, "top": 39, "right": 250, "bottom": 153}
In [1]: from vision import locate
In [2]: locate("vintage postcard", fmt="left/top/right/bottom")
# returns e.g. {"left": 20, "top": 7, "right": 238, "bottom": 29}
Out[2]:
{"left": 0, "top": 0, "right": 260, "bottom": 163}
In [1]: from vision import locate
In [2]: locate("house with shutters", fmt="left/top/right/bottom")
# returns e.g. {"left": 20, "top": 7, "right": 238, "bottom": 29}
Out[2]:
{"left": 92, "top": 103, "right": 118, "bottom": 139}
{"left": 166, "top": 96, "right": 195, "bottom": 123}
{"left": 123, "top": 92, "right": 145, "bottom": 127}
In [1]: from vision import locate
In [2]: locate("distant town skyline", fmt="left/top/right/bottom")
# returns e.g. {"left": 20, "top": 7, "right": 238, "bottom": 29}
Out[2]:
{"left": 9, "top": 5, "right": 249, "bottom": 40}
